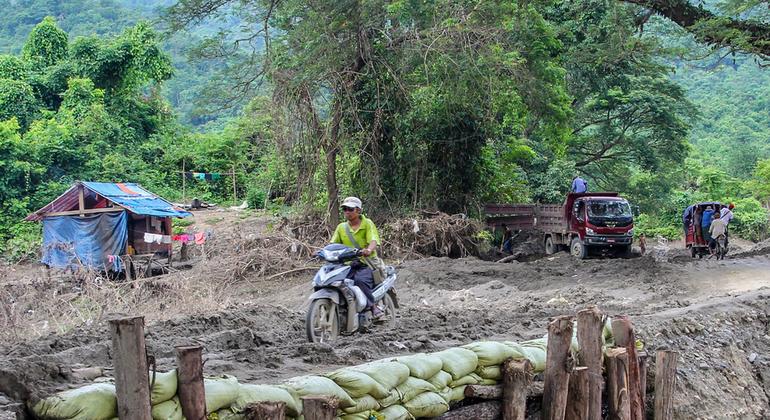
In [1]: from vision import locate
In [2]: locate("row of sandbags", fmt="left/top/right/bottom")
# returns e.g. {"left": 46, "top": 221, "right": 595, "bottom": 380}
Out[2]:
{"left": 32, "top": 322, "right": 612, "bottom": 420}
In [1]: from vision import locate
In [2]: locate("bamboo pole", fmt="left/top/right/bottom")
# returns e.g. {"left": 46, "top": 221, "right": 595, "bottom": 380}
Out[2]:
{"left": 108, "top": 316, "right": 152, "bottom": 420}
{"left": 653, "top": 350, "right": 678, "bottom": 420}
{"left": 182, "top": 159, "right": 186, "bottom": 203}
{"left": 577, "top": 306, "right": 604, "bottom": 420}
{"left": 502, "top": 358, "right": 532, "bottom": 420}
{"left": 542, "top": 315, "right": 574, "bottom": 420}
{"left": 176, "top": 345, "right": 206, "bottom": 420}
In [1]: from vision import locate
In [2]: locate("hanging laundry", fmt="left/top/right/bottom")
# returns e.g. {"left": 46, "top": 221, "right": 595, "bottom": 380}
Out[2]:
{"left": 211, "top": 173, "right": 221, "bottom": 181}
{"left": 144, "top": 232, "right": 154, "bottom": 243}
{"left": 193, "top": 172, "right": 206, "bottom": 180}
{"left": 204, "top": 173, "right": 212, "bottom": 181}
{"left": 194, "top": 232, "right": 206, "bottom": 245}
{"left": 162, "top": 235, "right": 172, "bottom": 244}
{"left": 184, "top": 172, "right": 193, "bottom": 180}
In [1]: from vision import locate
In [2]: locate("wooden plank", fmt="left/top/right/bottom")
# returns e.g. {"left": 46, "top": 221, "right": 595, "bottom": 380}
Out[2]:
{"left": 45, "top": 207, "right": 125, "bottom": 217}
{"left": 577, "top": 306, "right": 604, "bottom": 420}
{"left": 542, "top": 315, "right": 574, "bottom": 420}
{"left": 612, "top": 317, "right": 644, "bottom": 420}
{"left": 502, "top": 358, "right": 532, "bottom": 420}
{"left": 243, "top": 402, "right": 286, "bottom": 420}
{"left": 653, "top": 350, "right": 678, "bottom": 420}
{"left": 176, "top": 345, "right": 206, "bottom": 420}
{"left": 638, "top": 352, "right": 648, "bottom": 412}
{"left": 108, "top": 316, "right": 152, "bottom": 420}
{"left": 606, "top": 348, "right": 631, "bottom": 420}
{"left": 565, "top": 367, "right": 589, "bottom": 420}
{"left": 301, "top": 396, "right": 337, "bottom": 420}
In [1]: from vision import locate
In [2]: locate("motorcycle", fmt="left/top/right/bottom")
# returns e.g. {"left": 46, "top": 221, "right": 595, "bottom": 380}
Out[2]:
{"left": 305, "top": 244, "right": 398, "bottom": 343}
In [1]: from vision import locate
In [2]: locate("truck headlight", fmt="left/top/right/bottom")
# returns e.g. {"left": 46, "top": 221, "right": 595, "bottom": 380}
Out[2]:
{"left": 586, "top": 228, "right": 595, "bottom": 235}
{"left": 627, "top": 229, "right": 634, "bottom": 236}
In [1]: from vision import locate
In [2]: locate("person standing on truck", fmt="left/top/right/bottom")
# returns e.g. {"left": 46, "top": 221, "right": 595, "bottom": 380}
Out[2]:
{"left": 571, "top": 175, "right": 588, "bottom": 193}
{"left": 701, "top": 206, "right": 715, "bottom": 244}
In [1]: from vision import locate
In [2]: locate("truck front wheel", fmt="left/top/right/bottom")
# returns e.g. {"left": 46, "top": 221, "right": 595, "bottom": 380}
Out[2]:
{"left": 545, "top": 236, "right": 557, "bottom": 255}
{"left": 571, "top": 238, "right": 587, "bottom": 260}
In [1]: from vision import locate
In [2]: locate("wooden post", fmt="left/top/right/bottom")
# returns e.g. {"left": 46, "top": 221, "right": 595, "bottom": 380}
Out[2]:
{"left": 243, "top": 402, "right": 286, "bottom": 420}
{"left": 638, "top": 352, "right": 648, "bottom": 413}
{"left": 108, "top": 316, "right": 152, "bottom": 420}
{"left": 542, "top": 315, "right": 574, "bottom": 420}
{"left": 176, "top": 345, "right": 206, "bottom": 420}
{"left": 605, "top": 348, "right": 631, "bottom": 420}
{"left": 78, "top": 184, "right": 85, "bottom": 217}
{"left": 612, "top": 317, "right": 643, "bottom": 420}
{"left": 577, "top": 306, "right": 604, "bottom": 420}
{"left": 182, "top": 159, "right": 186, "bottom": 203}
{"left": 301, "top": 396, "right": 337, "bottom": 420}
{"left": 232, "top": 164, "right": 237, "bottom": 206}
{"left": 566, "top": 367, "right": 589, "bottom": 420}
{"left": 653, "top": 350, "right": 678, "bottom": 420}
{"left": 502, "top": 358, "right": 532, "bottom": 420}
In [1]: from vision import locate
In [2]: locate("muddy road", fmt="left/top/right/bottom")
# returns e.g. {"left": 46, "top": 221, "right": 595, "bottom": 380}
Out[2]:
{"left": 3, "top": 246, "right": 770, "bottom": 418}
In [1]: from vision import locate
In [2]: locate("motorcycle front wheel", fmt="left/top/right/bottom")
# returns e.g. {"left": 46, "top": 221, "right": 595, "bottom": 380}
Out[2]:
{"left": 306, "top": 298, "right": 339, "bottom": 343}
{"left": 378, "top": 293, "right": 397, "bottom": 327}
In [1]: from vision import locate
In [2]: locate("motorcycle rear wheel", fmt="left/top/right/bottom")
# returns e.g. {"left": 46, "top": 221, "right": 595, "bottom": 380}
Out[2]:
{"left": 306, "top": 298, "right": 339, "bottom": 343}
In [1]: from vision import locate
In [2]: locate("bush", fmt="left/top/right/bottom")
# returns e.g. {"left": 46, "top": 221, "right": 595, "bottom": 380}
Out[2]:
{"left": 634, "top": 213, "right": 681, "bottom": 240}
{"left": 1, "top": 221, "right": 41, "bottom": 263}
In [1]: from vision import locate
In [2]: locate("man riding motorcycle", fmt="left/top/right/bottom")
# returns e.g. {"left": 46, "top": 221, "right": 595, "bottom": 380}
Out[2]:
{"left": 330, "top": 196, "right": 384, "bottom": 318}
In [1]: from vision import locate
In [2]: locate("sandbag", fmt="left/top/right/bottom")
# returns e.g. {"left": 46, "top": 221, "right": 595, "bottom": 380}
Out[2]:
{"left": 436, "top": 387, "right": 452, "bottom": 404}
{"left": 215, "top": 408, "right": 245, "bottom": 420}
{"left": 450, "top": 386, "right": 467, "bottom": 402}
{"left": 341, "top": 412, "right": 373, "bottom": 420}
{"left": 282, "top": 375, "right": 355, "bottom": 408}
{"left": 462, "top": 342, "right": 523, "bottom": 367}
{"left": 394, "top": 354, "right": 443, "bottom": 380}
{"left": 476, "top": 365, "right": 501, "bottom": 380}
{"left": 353, "top": 361, "right": 411, "bottom": 390}
{"left": 519, "top": 339, "right": 547, "bottom": 373}
{"left": 150, "top": 370, "right": 178, "bottom": 405}
{"left": 342, "top": 395, "right": 381, "bottom": 414}
{"left": 232, "top": 384, "right": 300, "bottom": 417}
{"left": 380, "top": 405, "right": 413, "bottom": 420}
{"left": 204, "top": 375, "right": 241, "bottom": 413}
{"left": 434, "top": 348, "right": 478, "bottom": 380}
{"left": 449, "top": 373, "right": 482, "bottom": 388}
{"left": 395, "top": 377, "right": 436, "bottom": 403}
{"left": 326, "top": 369, "right": 390, "bottom": 399}
{"left": 32, "top": 383, "right": 117, "bottom": 420}
{"left": 403, "top": 392, "right": 449, "bottom": 418}
{"left": 378, "top": 389, "right": 401, "bottom": 409}
{"left": 480, "top": 378, "right": 497, "bottom": 385}
{"left": 151, "top": 396, "right": 182, "bottom": 420}
{"left": 426, "top": 370, "right": 452, "bottom": 390}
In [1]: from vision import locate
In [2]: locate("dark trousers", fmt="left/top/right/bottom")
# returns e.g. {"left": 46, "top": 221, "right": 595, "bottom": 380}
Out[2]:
{"left": 351, "top": 266, "right": 375, "bottom": 308}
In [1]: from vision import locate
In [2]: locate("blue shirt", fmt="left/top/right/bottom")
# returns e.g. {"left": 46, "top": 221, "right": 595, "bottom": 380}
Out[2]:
{"left": 571, "top": 177, "right": 587, "bottom": 193}
{"left": 702, "top": 210, "right": 714, "bottom": 227}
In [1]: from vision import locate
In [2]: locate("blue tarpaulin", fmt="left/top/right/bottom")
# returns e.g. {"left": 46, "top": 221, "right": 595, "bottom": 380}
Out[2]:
{"left": 42, "top": 211, "right": 128, "bottom": 271}
{"left": 82, "top": 182, "right": 191, "bottom": 218}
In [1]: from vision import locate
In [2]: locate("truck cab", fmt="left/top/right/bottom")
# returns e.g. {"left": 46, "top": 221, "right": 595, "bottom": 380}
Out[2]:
{"left": 564, "top": 193, "right": 634, "bottom": 258}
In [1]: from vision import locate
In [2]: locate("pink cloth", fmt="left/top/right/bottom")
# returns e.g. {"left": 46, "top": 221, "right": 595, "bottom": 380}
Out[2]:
{"left": 194, "top": 232, "right": 206, "bottom": 245}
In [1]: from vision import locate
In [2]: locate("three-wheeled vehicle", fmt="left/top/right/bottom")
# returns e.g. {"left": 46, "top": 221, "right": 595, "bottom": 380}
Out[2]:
{"left": 683, "top": 201, "right": 725, "bottom": 258}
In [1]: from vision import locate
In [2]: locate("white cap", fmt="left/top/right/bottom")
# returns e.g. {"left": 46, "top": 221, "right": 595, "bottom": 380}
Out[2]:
{"left": 341, "top": 196, "right": 362, "bottom": 209}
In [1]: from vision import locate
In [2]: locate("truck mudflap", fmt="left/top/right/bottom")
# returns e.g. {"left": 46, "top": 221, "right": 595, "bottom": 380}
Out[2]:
{"left": 584, "top": 235, "right": 632, "bottom": 246}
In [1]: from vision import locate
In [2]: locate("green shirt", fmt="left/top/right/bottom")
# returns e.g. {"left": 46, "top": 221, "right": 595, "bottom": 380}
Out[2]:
{"left": 330, "top": 215, "right": 380, "bottom": 258}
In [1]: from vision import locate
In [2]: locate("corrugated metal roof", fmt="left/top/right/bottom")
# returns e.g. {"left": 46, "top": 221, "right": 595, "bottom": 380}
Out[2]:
{"left": 26, "top": 181, "right": 191, "bottom": 221}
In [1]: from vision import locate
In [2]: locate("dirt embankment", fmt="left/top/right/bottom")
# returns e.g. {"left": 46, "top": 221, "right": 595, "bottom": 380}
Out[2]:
{"left": 2, "top": 211, "right": 770, "bottom": 418}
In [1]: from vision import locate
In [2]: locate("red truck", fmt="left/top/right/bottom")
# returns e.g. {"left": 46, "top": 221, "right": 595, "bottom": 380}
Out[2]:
{"left": 484, "top": 193, "right": 635, "bottom": 259}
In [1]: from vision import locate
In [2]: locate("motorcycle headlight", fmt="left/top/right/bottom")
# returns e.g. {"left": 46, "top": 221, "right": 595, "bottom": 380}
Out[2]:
{"left": 586, "top": 228, "right": 595, "bottom": 235}
{"left": 626, "top": 229, "right": 634, "bottom": 236}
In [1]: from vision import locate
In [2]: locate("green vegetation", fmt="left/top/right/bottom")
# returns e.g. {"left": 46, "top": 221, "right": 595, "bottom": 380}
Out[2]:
{"left": 0, "top": 0, "right": 768, "bottom": 258}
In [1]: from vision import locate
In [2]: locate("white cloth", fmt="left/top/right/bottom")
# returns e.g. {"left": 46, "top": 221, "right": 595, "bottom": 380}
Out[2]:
{"left": 720, "top": 207, "right": 733, "bottom": 225}
{"left": 144, "top": 232, "right": 154, "bottom": 243}
{"left": 162, "top": 235, "right": 172, "bottom": 244}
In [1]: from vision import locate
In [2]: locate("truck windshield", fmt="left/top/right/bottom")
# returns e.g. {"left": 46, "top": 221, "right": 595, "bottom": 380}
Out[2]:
{"left": 587, "top": 200, "right": 632, "bottom": 218}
